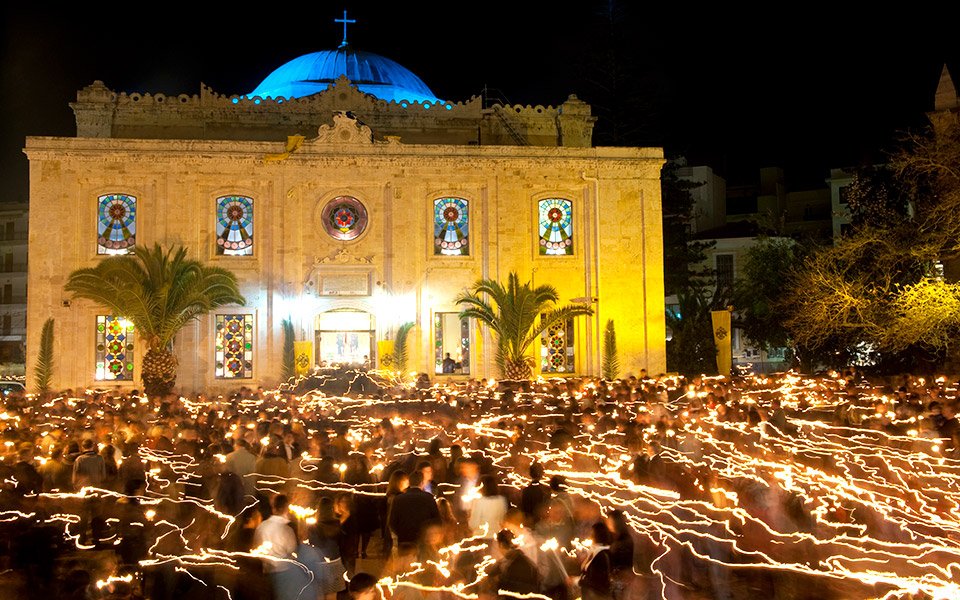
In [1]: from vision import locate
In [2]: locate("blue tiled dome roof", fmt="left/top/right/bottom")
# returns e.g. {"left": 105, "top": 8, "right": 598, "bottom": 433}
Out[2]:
{"left": 249, "top": 47, "right": 440, "bottom": 104}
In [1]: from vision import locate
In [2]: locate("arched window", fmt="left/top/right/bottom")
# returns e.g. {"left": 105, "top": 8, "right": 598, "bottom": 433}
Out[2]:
{"left": 216, "top": 195, "right": 254, "bottom": 256}
{"left": 433, "top": 197, "right": 469, "bottom": 256}
{"left": 97, "top": 193, "right": 136, "bottom": 255}
{"left": 538, "top": 198, "right": 573, "bottom": 255}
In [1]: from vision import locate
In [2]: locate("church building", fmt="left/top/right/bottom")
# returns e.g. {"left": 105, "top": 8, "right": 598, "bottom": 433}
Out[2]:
{"left": 25, "top": 30, "right": 666, "bottom": 392}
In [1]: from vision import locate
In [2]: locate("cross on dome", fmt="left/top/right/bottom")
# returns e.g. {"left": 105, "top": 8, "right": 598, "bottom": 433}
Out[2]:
{"left": 335, "top": 10, "right": 356, "bottom": 48}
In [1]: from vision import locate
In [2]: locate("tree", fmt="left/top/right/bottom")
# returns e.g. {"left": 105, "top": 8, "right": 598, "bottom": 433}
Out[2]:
{"left": 783, "top": 116, "right": 960, "bottom": 369}
{"left": 733, "top": 237, "right": 803, "bottom": 355}
{"left": 391, "top": 322, "right": 415, "bottom": 372}
{"left": 281, "top": 318, "right": 295, "bottom": 381}
{"left": 456, "top": 272, "right": 593, "bottom": 379}
{"left": 65, "top": 244, "right": 245, "bottom": 396}
{"left": 665, "top": 286, "right": 719, "bottom": 376}
{"left": 661, "top": 161, "right": 714, "bottom": 295}
{"left": 34, "top": 318, "right": 54, "bottom": 394}
{"left": 602, "top": 319, "right": 620, "bottom": 380}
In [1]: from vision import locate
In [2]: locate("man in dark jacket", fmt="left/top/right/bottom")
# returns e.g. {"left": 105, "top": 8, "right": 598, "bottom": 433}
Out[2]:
{"left": 12, "top": 446, "right": 43, "bottom": 496}
{"left": 73, "top": 438, "right": 106, "bottom": 489}
{"left": 486, "top": 529, "right": 541, "bottom": 596}
{"left": 388, "top": 470, "right": 439, "bottom": 554}
{"left": 520, "top": 462, "right": 550, "bottom": 525}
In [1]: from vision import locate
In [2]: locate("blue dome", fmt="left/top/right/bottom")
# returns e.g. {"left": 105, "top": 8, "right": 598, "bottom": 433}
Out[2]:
{"left": 249, "top": 47, "right": 440, "bottom": 104}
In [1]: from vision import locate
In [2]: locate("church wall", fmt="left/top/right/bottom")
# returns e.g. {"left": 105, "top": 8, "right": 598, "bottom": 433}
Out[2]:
{"left": 26, "top": 135, "right": 664, "bottom": 393}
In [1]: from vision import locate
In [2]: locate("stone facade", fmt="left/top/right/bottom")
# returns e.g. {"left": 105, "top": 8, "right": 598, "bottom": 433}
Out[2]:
{"left": 26, "top": 77, "right": 665, "bottom": 393}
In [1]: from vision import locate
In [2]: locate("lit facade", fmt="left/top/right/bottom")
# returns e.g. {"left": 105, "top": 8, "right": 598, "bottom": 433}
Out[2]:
{"left": 25, "top": 47, "right": 666, "bottom": 392}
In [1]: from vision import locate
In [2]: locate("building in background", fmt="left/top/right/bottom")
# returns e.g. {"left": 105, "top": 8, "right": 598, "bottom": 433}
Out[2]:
{"left": 827, "top": 168, "right": 854, "bottom": 241}
{"left": 672, "top": 166, "right": 831, "bottom": 371}
{"left": 0, "top": 203, "right": 28, "bottom": 369}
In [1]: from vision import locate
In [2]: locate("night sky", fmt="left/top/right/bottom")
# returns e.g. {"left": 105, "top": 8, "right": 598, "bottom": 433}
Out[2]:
{"left": 1, "top": 4, "right": 958, "bottom": 204}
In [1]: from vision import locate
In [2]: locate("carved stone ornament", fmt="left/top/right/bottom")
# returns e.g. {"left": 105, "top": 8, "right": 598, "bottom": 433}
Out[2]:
{"left": 315, "top": 111, "right": 374, "bottom": 145}
{"left": 314, "top": 248, "right": 373, "bottom": 265}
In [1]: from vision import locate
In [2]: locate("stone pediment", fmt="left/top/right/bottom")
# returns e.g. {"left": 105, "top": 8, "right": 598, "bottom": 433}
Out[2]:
{"left": 315, "top": 111, "right": 375, "bottom": 145}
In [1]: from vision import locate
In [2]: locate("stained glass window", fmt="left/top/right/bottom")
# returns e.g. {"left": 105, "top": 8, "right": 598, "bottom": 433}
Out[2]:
{"left": 538, "top": 198, "right": 573, "bottom": 256}
{"left": 96, "top": 316, "right": 135, "bottom": 381}
{"left": 216, "top": 195, "right": 254, "bottom": 255}
{"left": 434, "top": 198, "right": 469, "bottom": 256}
{"left": 434, "top": 313, "right": 470, "bottom": 375}
{"left": 321, "top": 196, "right": 368, "bottom": 241}
{"left": 215, "top": 314, "right": 254, "bottom": 378}
{"left": 540, "top": 317, "right": 575, "bottom": 373}
{"left": 97, "top": 194, "right": 136, "bottom": 255}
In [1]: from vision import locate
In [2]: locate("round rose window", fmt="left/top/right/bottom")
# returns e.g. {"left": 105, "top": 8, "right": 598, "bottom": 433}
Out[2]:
{"left": 321, "top": 196, "right": 368, "bottom": 241}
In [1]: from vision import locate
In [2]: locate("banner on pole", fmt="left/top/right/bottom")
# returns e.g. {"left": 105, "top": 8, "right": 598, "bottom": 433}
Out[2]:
{"left": 711, "top": 309, "right": 732, "bottom": 376}
{"left": 294, "top": 341, "right": 313, "bottom": 376}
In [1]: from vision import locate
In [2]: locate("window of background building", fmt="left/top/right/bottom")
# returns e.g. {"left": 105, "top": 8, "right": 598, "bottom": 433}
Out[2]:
{"left": 838, "top": 185, "right": 851, "bottom": 205}
{"left": 715, "top": 254, "right": 734, "bottom": 290}
{"left": 726, "top": 196, "right": 758, "bottom": 215}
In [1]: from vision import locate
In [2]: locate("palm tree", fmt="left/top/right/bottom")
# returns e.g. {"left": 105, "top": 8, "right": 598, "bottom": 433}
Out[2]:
{"left": 65, "top": 244, "right": 245, "bottom": 396}
{"left": 456, "top": 272, "right": 594, "bottom": 379}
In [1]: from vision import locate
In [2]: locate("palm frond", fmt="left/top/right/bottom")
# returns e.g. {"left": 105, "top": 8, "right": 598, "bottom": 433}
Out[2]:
{"left": 602, "top": 319, "right": 620, "bottom": 380}
{"left": 281, "top": 318, "right": 296, "bottom": 380}
{"left": 393, "top": 322, "right": 415, "bottom": 371}
{"left": 65, "top": 243, "right": 246, "bottom": 369}
{"left": 524, "top": 304, "right": 595, "bottom": 350}
{"left": 456, "top": 271, "right": 594, "bottom": 378}
{"left": 34, "top": 318, "right": 55, "bottom": 393}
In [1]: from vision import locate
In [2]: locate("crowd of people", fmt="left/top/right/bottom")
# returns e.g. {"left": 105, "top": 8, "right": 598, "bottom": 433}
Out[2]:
{"left": 0, "top": 368, "right": 958, "bottom": 599}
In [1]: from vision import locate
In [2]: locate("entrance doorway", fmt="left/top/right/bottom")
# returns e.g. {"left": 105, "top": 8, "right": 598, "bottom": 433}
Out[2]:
{"left": 315, "top": 309, "right": 375, "bottom": 368}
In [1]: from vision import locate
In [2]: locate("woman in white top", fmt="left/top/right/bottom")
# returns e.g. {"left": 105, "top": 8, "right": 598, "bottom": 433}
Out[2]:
{"left": 468, "top": 474, "right": 509, "bottom": 537}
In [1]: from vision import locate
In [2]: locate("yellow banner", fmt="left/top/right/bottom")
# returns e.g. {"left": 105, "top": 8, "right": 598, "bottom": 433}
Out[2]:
{"left": 294, "top": 341, "right": 313, "bottom": 376}
{"left": 264, "top": 135, "right": 305, "bottom": 162}
{"left": 711, "top": 309, "right": 732, "bottom": 376}
{"left": 378, "top": 340, "right": 394, "bottom": 368}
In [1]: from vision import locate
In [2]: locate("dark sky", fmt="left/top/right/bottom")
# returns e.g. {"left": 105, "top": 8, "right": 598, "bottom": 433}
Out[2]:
{"left": 1, "top": 4, "right": 957, "bottom": 203}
